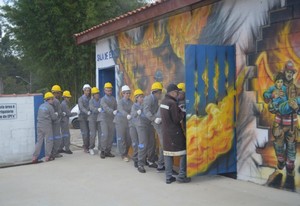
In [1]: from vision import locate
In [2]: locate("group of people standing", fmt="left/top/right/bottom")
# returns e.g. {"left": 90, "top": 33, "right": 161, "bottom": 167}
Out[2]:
{"left": 32, "top": 85, "right": 77, "bottom": 162}
{"left": 32, "top": 81, "right": 190, "bottom": 184}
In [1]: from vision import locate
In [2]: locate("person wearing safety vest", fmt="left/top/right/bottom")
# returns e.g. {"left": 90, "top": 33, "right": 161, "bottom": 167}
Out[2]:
{"left": 51, "top": 84, "right": 63, "bottom": 158}
{"left": 99, "top": 82, "right": 117, "bottom": 159}
{"left": 58, "top": 90, "right": 77, "bottom": 154}
{"left": 114, "top": 85, "right": 133, "bottom": 162}
{"left": 78, "top": 84, "right": 92, "bottom": 153}
{"left": 88, "top": 87, "right": 102, "bottom": 155}
{"left": 32, "top": 92, "right": 58, "bottom": 163}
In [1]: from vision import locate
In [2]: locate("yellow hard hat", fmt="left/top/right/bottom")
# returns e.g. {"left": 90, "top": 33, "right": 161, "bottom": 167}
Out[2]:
{"left": 134, "top": 89, "right": 144, "bottom": 97}
{"left": 51, "top": 85, "right": 62, "bottom": 92}
{"left": 62, "top": 90, "right": 72, "bottom": 98}
{"left": 151, "top": 82, "right": 163, "bottom": 91}
{"left": 44, "top": 92, "right": 54, "bottom": 100}
{"left": 104, "top": 82, "right": 113, "bottom": 89}
{"left": 177, "top": 83, "right": 185, "bottom": 92}
{"left": 91, "top": 87, "right": 100, "bottom": 94}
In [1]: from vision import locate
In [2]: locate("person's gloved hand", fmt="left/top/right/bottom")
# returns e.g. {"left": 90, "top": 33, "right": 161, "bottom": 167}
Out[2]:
{"left": 154, "top": 117, "right": 162, "bottom": 124}
{"left": 113, "top": 110, "right": 117, "bottom": 115}
{"left": 137, "top": 110, "right": 142, "bottom": 115}
{"left": 54, "top": 112, "right": 58, "bottom": 116}
{"left": 62, "top": 112, "right": 66, "bottom": 117}
{"left": 87, "top": 111, "right": 91, "bottom": 115}
{"left": 98, "top": 108, "right": 102, "bottom": 112}
{"left": 127, "top": 115, "right": 131, "bottom": 120}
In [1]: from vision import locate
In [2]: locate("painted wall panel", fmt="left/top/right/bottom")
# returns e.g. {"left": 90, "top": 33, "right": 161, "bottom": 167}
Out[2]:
{"left": 95, "top": 0, "right": 300, "bottom": 192}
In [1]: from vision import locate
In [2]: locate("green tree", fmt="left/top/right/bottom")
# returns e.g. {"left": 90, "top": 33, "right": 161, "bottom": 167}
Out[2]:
{"left": 1, "top": 0, "right": 146, "bottom": 99}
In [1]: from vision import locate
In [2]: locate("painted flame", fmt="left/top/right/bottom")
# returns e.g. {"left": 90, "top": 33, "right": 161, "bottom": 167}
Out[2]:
{"left": 187, "top": 87, "right": 236, "bottom": 177}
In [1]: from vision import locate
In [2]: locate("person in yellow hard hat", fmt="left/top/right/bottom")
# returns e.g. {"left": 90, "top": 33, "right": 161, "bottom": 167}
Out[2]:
{"left": 88, "top": 87, "right": 102, "bottom": 155}
{"left": 58, "top": 90, "right": 77, "bottom": 154}
{"left": 140, "top": 82, "right": 164, "bottom": 172}
{"left": 78, "top": 84, "right": 92, "bottom": 153}
{"left": 130, "top": 89, "right": 147, "bottom": 170}
{"left": 32, "top": 92, "right": 58, "bottom": 163}
{"left": 113, "top": 85, "right": 133, "bottom": 162}
{"left": 51, "top": 84, "right": 63, "bottom": 158}
{"left": 99, "top": 82, "right": 117, "bottom": 158}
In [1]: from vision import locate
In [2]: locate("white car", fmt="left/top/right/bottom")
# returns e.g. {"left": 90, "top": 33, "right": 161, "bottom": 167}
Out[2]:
{"left": 69, "top": 104, "right": 80, "bottom": 129}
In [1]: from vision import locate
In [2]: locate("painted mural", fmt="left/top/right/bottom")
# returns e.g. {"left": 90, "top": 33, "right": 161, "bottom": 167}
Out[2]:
{"left": 102, "top": 0, "right": 299, "bottom": 192}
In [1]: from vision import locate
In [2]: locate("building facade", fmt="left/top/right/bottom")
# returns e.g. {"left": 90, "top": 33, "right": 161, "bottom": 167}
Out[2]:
{"left": 75, "top": 0, "right": 300, "bottom": 192}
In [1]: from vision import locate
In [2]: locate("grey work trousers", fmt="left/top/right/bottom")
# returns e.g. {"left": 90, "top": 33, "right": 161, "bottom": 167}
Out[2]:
{"left": 100, "top": 120, "right": 115, "bottom": 153}
{"left": 60, "top": 122, "right": 71, "bottom": 151}
{"left": 164, "top": 155, "right": 187, "bottom": 180}
{"left": 89, "top": 120, "right": 101, "bottom": 150}
{"left": 129, "top": 126, "right": 138, "bottom": 163}
{"left": 153, "top": 123, "right": 164, "bottom": 168}
{"left": 52, "top": 122, "right": 62, "bottom": 155}
{"left": 137, "top": 125, "right": 155, "bottom": 166}
{"left": 33, "top": 126, "right": 54, "bottom": 158}
{"left": 116, "top": 123, "right": 131, "bottom": 157}
{"left": 147, "top": 124, "right": 156, "bottom": 163}
{"left": 79, "top": 119, "right": 90, "bottom": 150}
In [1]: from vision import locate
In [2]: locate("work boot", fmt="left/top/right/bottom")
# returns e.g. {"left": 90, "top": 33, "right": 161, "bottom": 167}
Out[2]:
{"left": 134, "top": 161, "right": 138, "bottom": 168}
{"left": 32, "top": 158, "right": 38, "bottom": 164}
{"left": 138, "top": 166, "right": 146, "bottom": 173}
{"left": 122, "top": 156, "right": 129, "bottom": 162}
{"left": 64, "top": 150, "right": 73, "bottom": 154}
{"left": 177, "top": 176, "right": 191, "bottom": 183}
{"left": 105, "top": 152, "right": 115, "bottom": 157}
{"left": 156, "top": 166, "right": 165, "bottom": 173}
{"left": 45, "top": 156, "right": 55, "bottom": 162}
{"left": 89, "top": 149, "right": 95, "bottom": 155}
{"left": 100, "top": 151, "right": 105, "bottom": 159}
{"left": 166, "top": 176, "right": 176, "bottom": 184}
{"left": 54, "top": 153, "right": 63, "bottom": 158}
{"left": 147, "top": 161, "right": 158, "bottom": 168}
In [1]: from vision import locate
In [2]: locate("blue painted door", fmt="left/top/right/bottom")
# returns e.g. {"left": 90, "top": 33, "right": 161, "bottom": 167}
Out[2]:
{"left": 185, "top": 45, "right": 236, "bottom": 177}
{"left": 98, "top": 67, "right": 116, "bottom": 97}
{"left": 98, "top": 66, "right": 117, "bottom": 144}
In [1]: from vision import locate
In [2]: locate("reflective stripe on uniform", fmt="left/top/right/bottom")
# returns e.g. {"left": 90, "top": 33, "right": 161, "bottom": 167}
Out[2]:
{"left": 53, "top": 135, "right": 62, "bottom": 140}
{"left": 48, "top": 136, "right": 54, "bottom": 141}
{"left": 160, "top": 104, "right": 169, "bottom": 110}
{"left": 163, "top": 150, "right": 186, "bottom": 156}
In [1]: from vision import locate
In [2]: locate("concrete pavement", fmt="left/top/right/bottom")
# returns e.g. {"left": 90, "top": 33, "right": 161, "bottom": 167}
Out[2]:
{"left": 0, "top": 129, "right": 299, "bottom": 206}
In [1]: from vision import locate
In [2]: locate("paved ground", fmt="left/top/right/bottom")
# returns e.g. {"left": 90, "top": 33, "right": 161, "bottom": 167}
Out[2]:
{"left": 0, "top": 129, "right": 299, "bottom": 206}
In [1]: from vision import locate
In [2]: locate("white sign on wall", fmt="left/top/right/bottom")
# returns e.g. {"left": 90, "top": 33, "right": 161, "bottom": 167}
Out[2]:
{"left": 0, "top": 103, "right": 17, "bottom": 120}
{"left": 96, "top": 37, "right": 117, "bottom": 69}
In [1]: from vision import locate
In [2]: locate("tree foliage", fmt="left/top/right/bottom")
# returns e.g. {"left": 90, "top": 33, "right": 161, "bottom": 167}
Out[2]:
{"left": 1, "top": 0, "right": 146, "bottom": 99}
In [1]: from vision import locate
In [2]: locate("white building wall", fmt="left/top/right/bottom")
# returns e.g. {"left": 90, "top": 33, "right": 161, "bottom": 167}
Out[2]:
{"left": 0, "top": 94, "right": 43, "bottom": 166}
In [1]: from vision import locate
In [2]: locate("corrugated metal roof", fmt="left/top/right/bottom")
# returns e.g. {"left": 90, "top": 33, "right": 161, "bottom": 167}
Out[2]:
{"left": 74, "top": 0, "right": 206, "bottom": 45}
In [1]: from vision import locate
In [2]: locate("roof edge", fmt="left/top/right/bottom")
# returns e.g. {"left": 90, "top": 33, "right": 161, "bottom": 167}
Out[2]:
{"left": 74, "top": 0, "right": 207, "bottom": 45}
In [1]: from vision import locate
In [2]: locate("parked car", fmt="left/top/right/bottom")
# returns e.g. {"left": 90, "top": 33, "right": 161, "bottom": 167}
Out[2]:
{"left": 69, "top": 104, "right": 80, "bottom": 129}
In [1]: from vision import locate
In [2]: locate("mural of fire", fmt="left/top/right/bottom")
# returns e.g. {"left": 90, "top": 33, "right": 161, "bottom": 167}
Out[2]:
{"left": 108, "top": 0, "right": 300, "bottom": 192}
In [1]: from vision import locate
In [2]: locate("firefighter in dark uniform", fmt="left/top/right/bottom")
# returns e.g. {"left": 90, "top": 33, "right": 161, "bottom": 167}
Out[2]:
{"left": 160, "top": 84, "right": 191, "bottom": 184}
